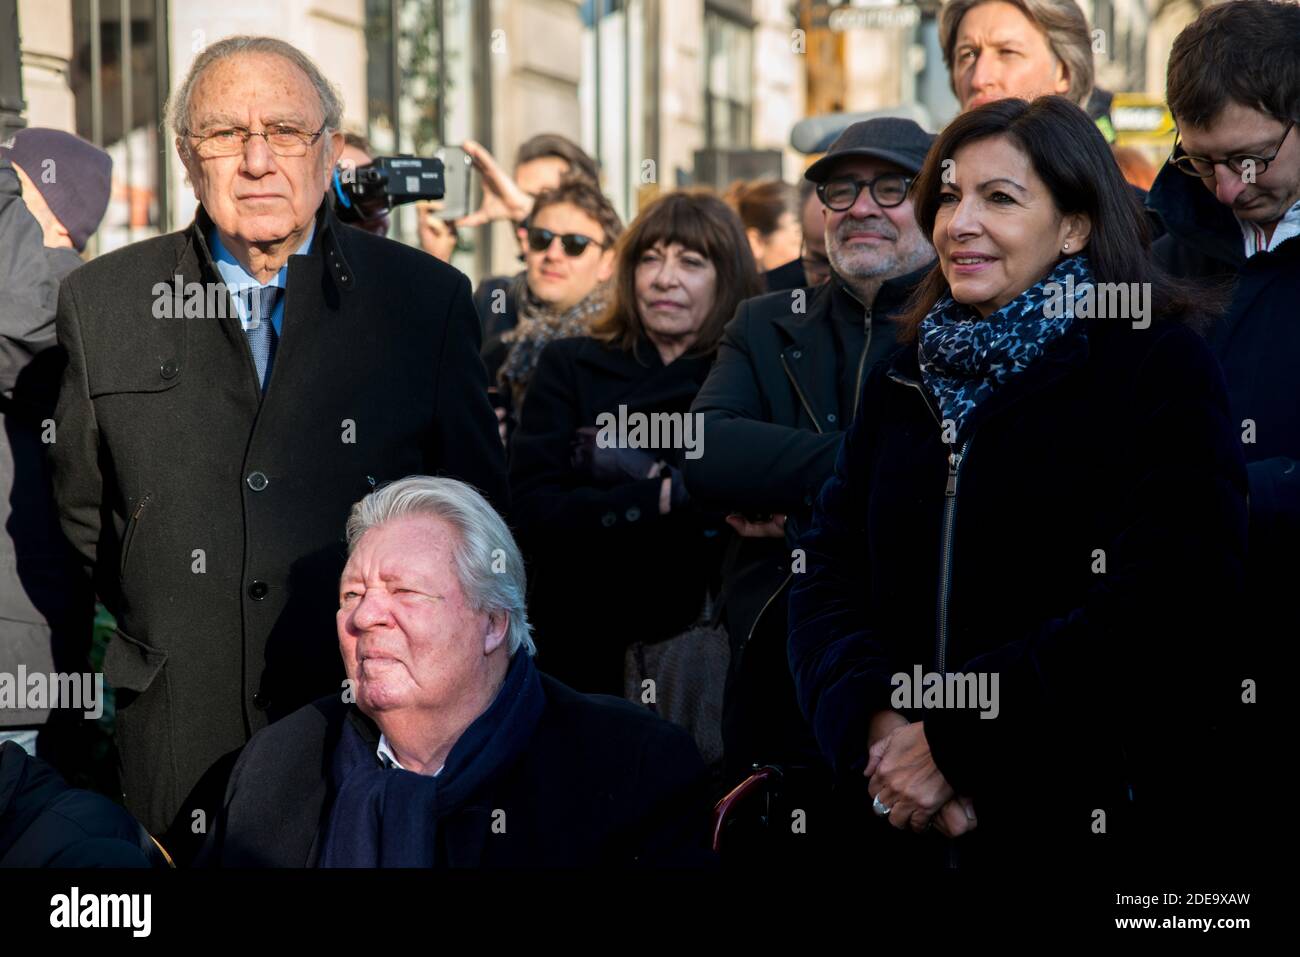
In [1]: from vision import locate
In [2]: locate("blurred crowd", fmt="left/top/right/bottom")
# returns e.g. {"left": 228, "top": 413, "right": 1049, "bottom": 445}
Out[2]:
{"left": 0, "top": 0, "right": 1292, "bottom": 871}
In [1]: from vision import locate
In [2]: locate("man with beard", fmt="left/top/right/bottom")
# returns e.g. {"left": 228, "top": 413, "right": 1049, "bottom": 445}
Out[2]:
{"left": 685, "top": 118, "right": 935, "bottom": 861}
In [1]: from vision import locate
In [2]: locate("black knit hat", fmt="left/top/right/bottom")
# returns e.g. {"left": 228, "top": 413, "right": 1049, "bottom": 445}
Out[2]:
{"left": 0, "top": 128, "right": 113, "bottom": 252}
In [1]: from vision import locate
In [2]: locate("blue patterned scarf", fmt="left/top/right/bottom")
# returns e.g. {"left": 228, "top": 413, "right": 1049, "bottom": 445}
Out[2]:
{"left": 918, "top": 254, "right": 1092, "bottom": 438}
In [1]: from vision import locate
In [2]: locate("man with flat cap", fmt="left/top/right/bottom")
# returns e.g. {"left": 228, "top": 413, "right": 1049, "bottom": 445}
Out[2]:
{"left": 49, "top": 36, "right": 506, "bottom": 848}
{"left": 684, "top": 117, "right": 937, "bottom": 862}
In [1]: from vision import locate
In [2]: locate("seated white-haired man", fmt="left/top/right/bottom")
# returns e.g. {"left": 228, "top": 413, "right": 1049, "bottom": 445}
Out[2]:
{"left": 199, "top": 476, "right": 713, "bottom": 867}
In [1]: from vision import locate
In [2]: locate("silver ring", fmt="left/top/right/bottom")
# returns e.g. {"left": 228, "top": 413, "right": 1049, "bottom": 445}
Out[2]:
{"left": 872, "top": 795, "right": 891, "bottom": 817}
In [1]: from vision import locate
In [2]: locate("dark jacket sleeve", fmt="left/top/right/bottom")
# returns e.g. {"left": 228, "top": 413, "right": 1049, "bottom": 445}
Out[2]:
{"left": 686, "top": 303, "right": 843, "bottom": 515}
{"left": 430, "top": 273, "right": 510, "bottom": 514}
{"left": 0, "top": 158, "right": 59, "bottom": 400}
{"left": 509, "top": 341, "right": 664, "bottom": 534}
{"left": 922, "top": 325, "right": 1249, "bottom": 795}
{"left": 48, "top": 275, "right": 103, "bottom": 583}
{"left": 786, "top": 364, "right": 896, "bottom": 776}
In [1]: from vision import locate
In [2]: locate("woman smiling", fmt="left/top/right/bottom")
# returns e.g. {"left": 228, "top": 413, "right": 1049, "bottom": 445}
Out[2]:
{"left": 787, "top": 96, "right": 1246, "bottom": 869}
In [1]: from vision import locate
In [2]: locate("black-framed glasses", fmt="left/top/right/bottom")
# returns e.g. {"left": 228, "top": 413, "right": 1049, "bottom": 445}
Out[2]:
{"left": 526, "top": 227, "right": 603, "bottom": 257}
{"left": 184, "top": 124, "right": 328, "bottom": 158}
{"left": 1169, "top": 120, "right": 1294, "bottom": 178}
{"left": 817, "top": 173, "right": 913, "bottom": 211}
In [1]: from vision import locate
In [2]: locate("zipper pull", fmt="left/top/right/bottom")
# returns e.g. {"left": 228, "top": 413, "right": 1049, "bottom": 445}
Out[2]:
{"left": 945, "top": 451, "right": 962, "bottom": 496}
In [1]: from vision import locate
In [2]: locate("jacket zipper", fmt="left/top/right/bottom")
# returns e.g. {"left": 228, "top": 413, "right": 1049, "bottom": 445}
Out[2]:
{"left": 852, "top": 307, "right": 873, "bottom": 422}
{"left": 120, "top": 492, "right": 152, "bottom": 577}
{"left": 740, "top": 570, "right": 795, "bottom": 661}
{"left": 884, "top": 371, "right": 968, "bottom": 671}
{"left": 781, "top": 353, "right": 825, "bottom": 435}
{"left": 935, "top": 439, "right": 970, "bottom": 673}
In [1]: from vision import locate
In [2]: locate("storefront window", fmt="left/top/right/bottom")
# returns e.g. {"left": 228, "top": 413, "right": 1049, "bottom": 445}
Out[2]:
{"left": 70, "top": 0, "right": 168, "bottom": 255}
{"left": 704, "top": 8, "right": 752, "bottom": 149}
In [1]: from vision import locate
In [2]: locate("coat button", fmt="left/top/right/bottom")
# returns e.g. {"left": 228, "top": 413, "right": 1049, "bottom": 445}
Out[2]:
{"left": 160, "top": 359, "right": 179, "bottom": 379}
{"left": 625, "top": 506, "right": 641, "bottom": 522}
{"left": 248, "top": 579, "right": 269, "bottom": 600}
{"left": 252, "top": 690, "right": 270, "bottom": 710}
{"left": 827, "top": 413, "right": 837, "bottom": 423}
{"left": 246, "top": 471, "right": 269, "bottom": 491}
{"left": 600, "top": 511, "right": 616, "bottom": 527}
{"left": 791, "top": 350, "right": 803, "bottom": 359}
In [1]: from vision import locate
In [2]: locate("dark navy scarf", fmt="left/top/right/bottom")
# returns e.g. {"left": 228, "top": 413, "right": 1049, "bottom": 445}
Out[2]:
{"left": 319, "top": 651, "right": 544, "bottom": 868}
{"left": 918, "top": 254, "right": 1092, "bottom": 438}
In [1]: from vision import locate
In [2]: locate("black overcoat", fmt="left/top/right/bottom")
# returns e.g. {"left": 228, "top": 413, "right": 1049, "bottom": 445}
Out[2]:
{"left": 49, "top": 203, "right": 508, "bottom": 835}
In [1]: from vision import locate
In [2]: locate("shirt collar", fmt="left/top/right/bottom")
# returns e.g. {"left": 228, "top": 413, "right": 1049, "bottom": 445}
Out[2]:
{"left": 209, "top": 222, "right": 316, "bottom": 290}
{"left": 1237, "top": 199, "right": 1300, "bottom": 258}
{"left": 376, "top": 733, "right": 443, "bottom": 776}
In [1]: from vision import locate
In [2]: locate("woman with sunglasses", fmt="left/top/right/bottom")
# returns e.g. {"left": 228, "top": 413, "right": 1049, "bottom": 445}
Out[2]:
{"left": 788, "top": 97, "right": 1247, "bottom": 871}
{"left": 482, "top": 176, "right": 623, "bottom": 432}
{"left": 509, "top": 190, "right": 761, "bottom": 715}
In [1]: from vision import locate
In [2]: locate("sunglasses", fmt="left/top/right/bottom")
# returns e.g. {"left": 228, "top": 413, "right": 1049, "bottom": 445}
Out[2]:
{"left": 526, "top": 227, "right": 604, "bottom": 257}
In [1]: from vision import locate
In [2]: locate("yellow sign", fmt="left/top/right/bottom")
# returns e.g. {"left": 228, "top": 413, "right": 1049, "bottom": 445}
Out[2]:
{"left": 1111, "top": 93, "right": 1176, "bottom": 146}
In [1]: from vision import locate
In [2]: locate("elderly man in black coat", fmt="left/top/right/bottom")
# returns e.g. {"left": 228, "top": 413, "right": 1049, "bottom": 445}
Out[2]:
{"left": 48, "top": 36, "right": 507, "bottom": 841}
{"left": 199, "top": 477, "right": 712, "bottom": 867}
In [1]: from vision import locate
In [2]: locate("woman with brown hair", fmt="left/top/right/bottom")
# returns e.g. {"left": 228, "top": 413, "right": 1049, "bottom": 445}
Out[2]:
{"left": 724, "top": 178, "right": 804, "bottom": 274}
{"left": 509, "top": 189, "right": 761, "bottom": 706}
{"left": 787, "top": 96, "right": 1246, "bottom": 869}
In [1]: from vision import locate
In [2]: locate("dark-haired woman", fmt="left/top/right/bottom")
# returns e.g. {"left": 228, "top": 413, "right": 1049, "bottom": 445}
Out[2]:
{"left": 511, "top": 190, "right": 763, "bottom": 700}
{"left": 788, "top": 96, "right": 1247, "bottom": 869}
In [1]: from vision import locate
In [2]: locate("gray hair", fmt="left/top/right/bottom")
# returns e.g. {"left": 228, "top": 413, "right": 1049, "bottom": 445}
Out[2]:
{"left": 165, "top": 35, "right": 344, "bottom": 156}
{"left": 344, "top": 477, "right": 536, "bottom": 658}
{"left": 939, "top": 0, "right": 1095, "bottom": 107}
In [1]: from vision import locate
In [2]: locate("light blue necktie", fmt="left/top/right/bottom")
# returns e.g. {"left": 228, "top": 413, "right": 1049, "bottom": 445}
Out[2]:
{"left": 241, "top": 286, "right": 282, "bottom": 392}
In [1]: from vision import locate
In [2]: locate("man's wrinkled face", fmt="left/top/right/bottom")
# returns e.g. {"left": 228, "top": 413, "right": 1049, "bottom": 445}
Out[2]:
{"left": 952, "top": 1, "right": 1069, "bottom": 112}
{"left": 179, "top": 52, "right": 343, "bottom": 246}
{"left": 1178, "top": 102, "right": 1300, "bottom": 227}
{"left": 337, "top": 515, "right": 507, "bottom": 719}
{"left": 823, "top": 157, "right": 933, "bottom": 285}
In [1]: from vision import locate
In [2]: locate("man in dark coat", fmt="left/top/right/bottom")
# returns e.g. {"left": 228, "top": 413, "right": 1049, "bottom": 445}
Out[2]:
{"left": 198, "top": 477, "right": 712, "bottom": 867}
{"left": 1149, "top": 0, "right": 1298, "bottom": 755}
{"left": 685, "top": 118, "right": 936, "bottom": 795}
{"left": 48, "top": 36, "right": 507, "bottom": 840}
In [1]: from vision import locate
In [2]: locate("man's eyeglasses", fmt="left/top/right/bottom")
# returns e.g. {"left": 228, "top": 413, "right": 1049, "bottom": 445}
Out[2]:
{"left": 1169, "top": 120, "right": 1294, "bottom": 178}
{"left": 817, "top": 173, "right": 913, "bottom": 211}
{"left": 184, "top": 125, "right": 328, "bottom": 159}
{"left": 526, "top": 227, "right": 603, "bottom": 257}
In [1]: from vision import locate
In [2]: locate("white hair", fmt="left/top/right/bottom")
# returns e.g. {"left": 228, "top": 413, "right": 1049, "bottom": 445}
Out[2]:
{"left": 345, "top": 477, "right": 536, "bottom": 658}
{"left": 165, "top": 35, "right": 344, "bottom": 158}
